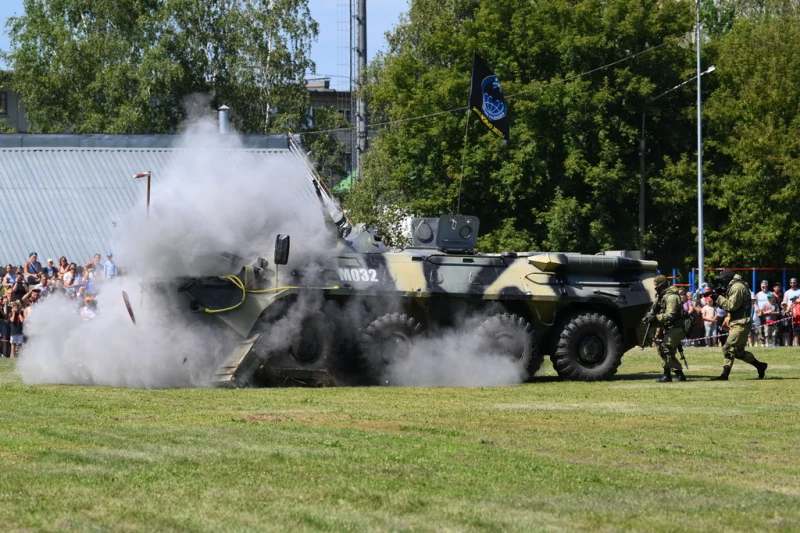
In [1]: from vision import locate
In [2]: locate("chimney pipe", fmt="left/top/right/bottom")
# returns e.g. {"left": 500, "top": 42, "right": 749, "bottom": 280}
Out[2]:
{"left": 218, "top": 105, "right": 230, "bottom": 135}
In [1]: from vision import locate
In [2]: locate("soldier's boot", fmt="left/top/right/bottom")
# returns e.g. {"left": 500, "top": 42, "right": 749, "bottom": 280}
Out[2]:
{"left": 751, "top": 360, "right": 768, "bottom": 380}
{"left": 657, "top": 369, "right": 672, "bottom": 383}
{"left": 673, "top": 369, "right": 687, "bottom": 382}
{"left": 710, "top": 366, "right": 731, "bottom": 381}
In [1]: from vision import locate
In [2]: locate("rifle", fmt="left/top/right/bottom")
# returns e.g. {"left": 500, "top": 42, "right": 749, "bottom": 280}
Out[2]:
{"left": 677, "top": 343, "right": 689, "bottom": 370}
{"left": 640, "top": 298, "right": 660, "bottom": 349}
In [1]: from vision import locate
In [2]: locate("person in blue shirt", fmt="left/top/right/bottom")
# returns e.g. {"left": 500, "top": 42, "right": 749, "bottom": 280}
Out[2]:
{"left": 43, "top": 258, "right": 58, "bottom": 280}
{"left": 2, "top": 264, "right": 16, "bottom": 291}
{"left": 23, "top": 252, "right": 42, "bottom": 284}
{"left": 104, "top": 253, "right": 118, "bottom": 280}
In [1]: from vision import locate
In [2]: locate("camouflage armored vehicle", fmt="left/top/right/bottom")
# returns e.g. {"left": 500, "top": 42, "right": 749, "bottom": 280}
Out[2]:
{"left": 174, "top": 215, "right": 658, "bottom": 387}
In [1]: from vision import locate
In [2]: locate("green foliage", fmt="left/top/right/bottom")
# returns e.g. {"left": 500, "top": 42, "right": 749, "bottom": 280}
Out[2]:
{"left": 702, "top": 12, "right": 800, "bottom": 265}
{"left": 349, "top": 0, "right": 800, "bottom": 272}
{"left": 347, "top": 0, "right": 696, "bottom": 255}
{"left": 1, "top": 0, "right": 317, "bottom": 134}
{"left": 300, "top": 106, "right": 350, "bottom": 184}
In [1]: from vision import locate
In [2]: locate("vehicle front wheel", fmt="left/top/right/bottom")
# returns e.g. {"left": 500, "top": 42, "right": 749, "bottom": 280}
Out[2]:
{"left": 551, "top": 312, "right": 623, "bottom": 381}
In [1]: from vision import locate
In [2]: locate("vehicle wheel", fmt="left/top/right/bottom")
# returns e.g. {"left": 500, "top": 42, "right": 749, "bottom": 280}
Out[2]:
{"left": 359, "top": 313, "right": 422, "bottom": 377}
{"left": 288, "top": 314, "right": 337, "bottom": 369}
{"left": 552, "top": 312, "right": 624, "bottom": 381}
{"left": 476, "top": 313, "right": 542, "bottom": 379}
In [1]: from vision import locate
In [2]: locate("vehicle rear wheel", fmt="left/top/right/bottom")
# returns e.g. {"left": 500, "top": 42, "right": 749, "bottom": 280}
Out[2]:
{"left": 551, "top": 311, "right": 623, "bottom": 381}
{"left": 476, "top": 313, "right": 542, "bottom": 379}
{"left": 359, "top": 313, "right": 422, "bottom": 380}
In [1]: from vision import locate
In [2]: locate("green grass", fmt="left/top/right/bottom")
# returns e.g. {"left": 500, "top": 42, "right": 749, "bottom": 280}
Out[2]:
{"left": 1, "top": 347, "right": 799, "bottom": 532}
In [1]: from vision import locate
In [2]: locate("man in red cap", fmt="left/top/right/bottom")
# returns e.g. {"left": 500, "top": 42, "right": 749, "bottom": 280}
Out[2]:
{"left": 706, "top": 270, "right": 768, "bottom": 380}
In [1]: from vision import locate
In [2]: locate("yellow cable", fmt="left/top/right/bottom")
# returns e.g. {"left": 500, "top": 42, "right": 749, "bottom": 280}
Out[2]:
{"left": 203, "top": 275, "right": 246, "bottom": 314}
{"left": 203, "top": 277, "right": 340, "bottom": 313}
{"left": 246, "top": 285, "right": 340, "bottom": 293}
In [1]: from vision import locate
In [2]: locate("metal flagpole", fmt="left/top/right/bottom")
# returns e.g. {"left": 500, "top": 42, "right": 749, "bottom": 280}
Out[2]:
{"left": 456, "top": 109, "right": 472, "bottom": 215}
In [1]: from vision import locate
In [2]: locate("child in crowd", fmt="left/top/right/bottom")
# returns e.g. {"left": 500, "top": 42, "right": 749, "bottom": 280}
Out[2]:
{"left": 702, "top": 299, "right": 717, "bottom": 347}
{"left": 8, "top": 301, "right": 24, "bottom": 358}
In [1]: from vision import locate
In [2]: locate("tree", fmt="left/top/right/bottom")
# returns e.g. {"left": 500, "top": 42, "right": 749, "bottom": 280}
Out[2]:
{"left": 1, "top": 0, "right": 317, "bottom": 134}
{"left": 347, "top": 0, "right": 697, "bottom": 254}
{"left": 299, "top": 106, "right": 350, "bottom": 184}
{"left": 701, "top": 13, "right": 800, "bottom": 265}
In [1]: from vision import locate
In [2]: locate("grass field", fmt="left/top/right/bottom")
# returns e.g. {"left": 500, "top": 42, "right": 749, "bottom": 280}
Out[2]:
{"left": 1, "top": 347, "right": 799, "bottom": 532}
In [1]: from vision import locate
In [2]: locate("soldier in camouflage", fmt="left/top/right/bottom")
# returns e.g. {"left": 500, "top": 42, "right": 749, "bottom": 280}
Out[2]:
{"left": 705, "top": 270, "right": 768, "bottom": 381}
{"left": 643, "top": 275, "right": 687, "bottom": 382}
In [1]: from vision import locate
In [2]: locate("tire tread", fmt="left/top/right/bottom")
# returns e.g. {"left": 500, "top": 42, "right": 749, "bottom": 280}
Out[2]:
{"left": 552, "top": 311, "right": 623, "bottom": 381}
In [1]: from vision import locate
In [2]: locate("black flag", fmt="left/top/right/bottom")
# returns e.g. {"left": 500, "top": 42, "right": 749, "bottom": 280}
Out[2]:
{"left": 469, "top": 53, "right": 509, "bottom": 142}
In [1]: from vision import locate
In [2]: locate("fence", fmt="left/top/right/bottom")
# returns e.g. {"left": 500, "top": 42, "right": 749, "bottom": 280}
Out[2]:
{"left": 685, "top": 268, "right": 798, "bottom": 294}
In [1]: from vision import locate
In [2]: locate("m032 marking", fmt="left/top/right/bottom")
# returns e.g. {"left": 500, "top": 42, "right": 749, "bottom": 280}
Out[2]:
{"left": 338, "top": 268, "right": 378, "bottom": 282}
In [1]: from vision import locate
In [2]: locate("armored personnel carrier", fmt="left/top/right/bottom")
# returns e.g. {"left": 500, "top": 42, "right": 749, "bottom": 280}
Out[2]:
{"left": 174, "top": 215, "right": 657, "bottom": 387}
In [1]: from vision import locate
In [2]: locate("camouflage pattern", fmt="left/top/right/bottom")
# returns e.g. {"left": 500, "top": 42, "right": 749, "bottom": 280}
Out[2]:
{"left": 716, "top": 275, "right": 755, "bottom": 368}
{"left": 653, "top": 286, "right": 684, "bottom": 370}
{"left": 172, "top": 216, "right": 659, "bottom": 387}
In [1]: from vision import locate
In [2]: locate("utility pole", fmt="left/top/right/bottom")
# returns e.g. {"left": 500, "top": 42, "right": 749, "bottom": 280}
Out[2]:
{"left": 696, "top": 0, "right": 705, "bottom": 286}
{"left": 639, "top": 66, "right": 715, "bottom": 256}
{"left": 354, "top": 0, "right": 367, "bottom": 177}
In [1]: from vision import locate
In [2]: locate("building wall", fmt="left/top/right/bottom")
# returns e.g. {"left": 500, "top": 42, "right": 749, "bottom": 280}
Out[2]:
{"left": 307, "top": 79, "right": 354, "bottom": 175}
{"left": 0, "top": 86, "right": 29, "bottom": 133}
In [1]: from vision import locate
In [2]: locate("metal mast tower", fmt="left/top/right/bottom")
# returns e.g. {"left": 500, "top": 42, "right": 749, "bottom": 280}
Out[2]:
{"left": 336, "top": 0, "right": 354, "bottom": 174}
{"left": 336, "top": 0, "right": 367, "bottom": 177}
{"left": 354, "top": 0, "right": 367, "bottom": 176}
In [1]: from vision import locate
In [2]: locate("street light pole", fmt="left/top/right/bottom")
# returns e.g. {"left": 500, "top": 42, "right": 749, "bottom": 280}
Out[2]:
{"left": 696, "top": 0, "right": 705, "bottom": 286}
{"left": 133, "top": 170, "right": 152, "bottom": 308}
{"left": 638, "top": 65, "right": 715, "bottom": 254}
{"left": 639, "top": 112, "right": 647, "bottom": 251}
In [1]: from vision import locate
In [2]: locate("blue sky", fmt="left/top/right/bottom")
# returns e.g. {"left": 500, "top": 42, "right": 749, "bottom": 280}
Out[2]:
{"left": 0, "top": 0, "right": 408, "bottom": 89}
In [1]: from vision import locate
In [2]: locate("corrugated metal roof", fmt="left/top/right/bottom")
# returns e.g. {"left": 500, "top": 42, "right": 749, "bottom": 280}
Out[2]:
{"left": 0, "top": 143, "right": 312, "bottom": 268}
{"left": 0, "top": 133, "right": 290, "bottom": 149}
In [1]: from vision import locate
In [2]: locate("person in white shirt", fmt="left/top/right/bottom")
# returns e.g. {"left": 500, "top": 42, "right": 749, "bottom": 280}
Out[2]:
{"left": 80, "top": 297, "right": 97, "bottom": 320}
{"left": 755, "top": 280, "right": 771, "bottom": 309}
{"left": 783, "top": 278, "right": 800, "bottom": 305}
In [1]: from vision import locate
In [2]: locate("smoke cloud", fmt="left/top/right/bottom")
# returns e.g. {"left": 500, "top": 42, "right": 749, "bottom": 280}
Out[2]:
{"left": 17, "top": 115, "right": 328, "bottom": 388}
{"left": 383, "top": 328, "right": 529, "bottom": 387}
{"left": 17, "top": 115, "right": 531, "bottom": 389}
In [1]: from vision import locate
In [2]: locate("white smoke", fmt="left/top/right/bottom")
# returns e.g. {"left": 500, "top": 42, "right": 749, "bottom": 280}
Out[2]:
{"left": 17, "top": 115, "right": 533, "bottom": 389}
{"left": 17, "top": 116, "right": 330, "bottom": 388}
{"left": 383, "top": 327, "right": 529, "bottom": 387}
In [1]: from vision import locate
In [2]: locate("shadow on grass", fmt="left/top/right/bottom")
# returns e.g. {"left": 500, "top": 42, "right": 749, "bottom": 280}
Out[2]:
{"left": 532, "top": 372, "right": 663, "bottom": 383}
{"left": 532, "top": 372, "right": 800, "bottom": 383}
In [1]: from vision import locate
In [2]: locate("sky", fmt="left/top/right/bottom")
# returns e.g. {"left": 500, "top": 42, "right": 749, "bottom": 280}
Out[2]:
{"left": 0, "top": 0, "right": 408, "bottom": 90}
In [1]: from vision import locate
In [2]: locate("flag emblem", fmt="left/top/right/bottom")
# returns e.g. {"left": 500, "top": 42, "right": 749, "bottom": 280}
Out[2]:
{"left": 481, "top": 76, "right": 506, "bottom": 120}
{"left": 469, "top": 54, "right": 509, "bottom": 141}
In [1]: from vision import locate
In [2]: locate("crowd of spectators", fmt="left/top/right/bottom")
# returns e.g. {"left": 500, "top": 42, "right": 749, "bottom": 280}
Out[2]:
{"left": 0, "top": 251, "right": 118, "bottom": 357}
{"left": 682, "top": 277, "right": 800, "bottom": 348}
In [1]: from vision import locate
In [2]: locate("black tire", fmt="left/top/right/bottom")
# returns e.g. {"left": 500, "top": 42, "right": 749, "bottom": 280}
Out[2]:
{"left": 359, "top": 313, "right": 422, "bottom": 378}
{"left": 551, "top": 311, "right": 624, "bottom": 381}
{"left": 476, "top": 313, "right": 542, "bottom": 379}
{"left": 260, "top": 313, "right": 338, "bottom": 373}
{"left": 288, "top": 314, "right": 337, "bottom": 369}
